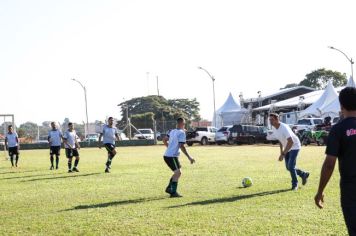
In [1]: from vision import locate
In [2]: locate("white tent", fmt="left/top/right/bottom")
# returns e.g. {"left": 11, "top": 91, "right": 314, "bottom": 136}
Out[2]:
{"left": 347, "top": 76, "right": 356, "bottom": 88}
{"left": 299, "top": 81, "right": 339, "bottom": 118}
{"left": 213, "top": 93, "right": 248, "bottom": 128}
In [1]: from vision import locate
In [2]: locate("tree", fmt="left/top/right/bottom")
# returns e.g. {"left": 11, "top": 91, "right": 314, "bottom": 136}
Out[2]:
{"left": 299, "top": 68, "right": 347, "bottom": 89}
{"left": 18, "top": 122, "right": 38, "bottom": 139}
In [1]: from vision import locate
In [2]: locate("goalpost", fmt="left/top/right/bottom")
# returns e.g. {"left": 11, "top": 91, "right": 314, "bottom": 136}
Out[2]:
{"left": 0, "top": 114, "right": 15, "bottom": 160}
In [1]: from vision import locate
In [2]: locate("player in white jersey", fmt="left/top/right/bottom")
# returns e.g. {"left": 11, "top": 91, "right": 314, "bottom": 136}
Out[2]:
{"left": 163, "top": 118, "right": 195, "bottom": 197}
{"left": 48, "top": 122, "right": 63, "bottom": 170}
{"left": 5, "top": 125, "right": 20, "bottom": 167}
{"left": 99, "top": 117, "right": 121, "bottom": 173}
{"left": 269, "top": 113, "right": 309, "bottom": 190}
{"left": 63, "top": 123, "right": 81, "bottom": 173}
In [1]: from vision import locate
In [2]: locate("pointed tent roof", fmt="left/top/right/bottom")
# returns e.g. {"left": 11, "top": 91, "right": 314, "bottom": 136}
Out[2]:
{"left": 299, "top": 81, "right": 338, "bottom": 117}
{"left": 216, "top": 93, "right": 242, "bottom": 113}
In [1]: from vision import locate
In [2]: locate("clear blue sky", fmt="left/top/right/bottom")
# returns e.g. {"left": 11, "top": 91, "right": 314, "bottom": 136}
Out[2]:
{"left": 1, "top": 0, "right": 355, "bottom": 125}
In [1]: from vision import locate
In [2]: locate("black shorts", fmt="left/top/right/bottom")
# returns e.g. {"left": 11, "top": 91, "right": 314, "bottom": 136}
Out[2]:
{"left": 164, "top": 156, "right": 181, "bottom": 171}
{"left": 8, "top": 147, "right": 19, "bottom": 156}
{"left": 50, "top": 146, "right": 61, "bottom": 156}
{"left": 104, "top": 143, "right": 116, "bottom": 155}
{"left": 65, "top": 148, "right": 79, "bottom": 158}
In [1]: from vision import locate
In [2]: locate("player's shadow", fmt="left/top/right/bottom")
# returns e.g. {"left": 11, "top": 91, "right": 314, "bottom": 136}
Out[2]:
{"left": 0, "top": 169, "right": 41, "bottom": 175}
{"left": 0, "top": 173, "right": 60, "bottom": 180}
{"left": 22, "top": 172, "right": 102, "bottom": 182}
{"left": 64, "top": 197, "right": 166, "bottom": 211}
{"left": 168, "top": 188, "right": 290, "bottom": 208}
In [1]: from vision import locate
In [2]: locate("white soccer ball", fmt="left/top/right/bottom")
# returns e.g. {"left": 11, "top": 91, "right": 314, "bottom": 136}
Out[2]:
{"left": 242, "top": 177, "right": 253, "bottom": 188}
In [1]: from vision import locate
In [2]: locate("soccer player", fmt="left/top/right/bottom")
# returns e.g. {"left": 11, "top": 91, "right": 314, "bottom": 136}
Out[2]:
{"left": 269, "top": 113, "right": 309, "bottom": 190}
{"left": 98, "top": 117, "right": 121, "bottom": 173}
{"left": 315, "top": 87, "right": 356, "bottom": 235}
{"left": 163, "top": 117, "right": 195, "bottom": 198}
{"left": 63, "top": 122, "right": 80, "bottom": 173}
{"left": 48, "top": 122, "right": 62, "bottom": 170}
{"left": 4, "top": 125, "right": 20, "bottom": 167}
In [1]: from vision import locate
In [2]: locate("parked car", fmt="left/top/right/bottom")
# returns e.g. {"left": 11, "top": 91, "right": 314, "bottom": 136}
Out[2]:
{"left": 84, "top": 133, "right": 99, "bottom": 142}
{"left": 186, "top": 126, "right": 217, "bottom": 146}
{"left": 215, "top": 125, "right": 233, "bottom": 145}
{"left": 119, "top": 131, "right": 129, "bottom": 140}
{"left": 332, "top": 116, "right": 340, "bottom": 125}
{"left": 293, "top": 118, "right": 323, "bottom": 131}
{"left": 134, "top": 129, "right": 154, "bottom": 140}
{"left": 229, "top": 125, "right": 268, "bottom": 144}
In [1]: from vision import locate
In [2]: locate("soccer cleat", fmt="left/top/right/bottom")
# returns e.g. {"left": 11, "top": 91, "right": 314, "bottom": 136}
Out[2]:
{"left": 105, "top": 168, "right": 110, "bottom": 173}
{"left": 50, "top": 166, "right": 54, "bottom": 170}
{"left": 170, "top": 192, "right": 183, "bottom": 198}
{"left": 302, "top": 172, "right": 310, "bottom": 185}
{"left": 291, "top": 186, "right": 298, "bottom": 191}
{"left": 72, "top": 167, "right": 79, "bottom": 172}
{"left": 68, "top": 169, "right": 73, "bottom": 173}
{"left": 56, "top": 166, "right": 59, "bottom": 170}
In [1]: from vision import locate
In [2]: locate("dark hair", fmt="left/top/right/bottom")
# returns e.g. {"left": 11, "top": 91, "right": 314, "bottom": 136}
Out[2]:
{"left": 177, "top": 117, "right": 185, "bottom": 124}
{"left": 269, "top": 113, "right": 279, "bottom": 119}
{"left": 108, "top": 117, "right": 114, "bottom": 120}
{"left": 8, "top": 125, "right": 12, "bottom": 128}
{"left": 68, "top": 122, "right": 73, "bottom": 126}
{"left": 339, "top": 87, "right": 356, "bottom": 111}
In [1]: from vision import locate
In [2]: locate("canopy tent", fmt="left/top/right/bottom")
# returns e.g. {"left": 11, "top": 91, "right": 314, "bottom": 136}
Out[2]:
{"left": 213, "top": 93, "right": 248, "bottom": 128}
{"left": 347, "top": 76, "right": 356, "bottom": 88}
{"left": 299, "top": 81, "right": 339, "bottom": 118}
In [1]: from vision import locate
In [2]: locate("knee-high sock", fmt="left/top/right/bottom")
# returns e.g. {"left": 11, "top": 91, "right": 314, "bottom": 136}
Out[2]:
{"left": 171, "top": 181, "right": 178, "bottom": 194}
{"left": 10, "top": 156, "right": 14, "bottom": 166}
{"left": 68, "top": 160, "right": 72, "bottom": 170}
{"left": 15, "top": 155, "right": 19, "bottom": 165}
{"left": 74, "top": 159, "right": 79, "bottom": 167}
{"left": 106, "top": 155, "right": 114, "bottom": 168}
{"left": 55, "top": 156, "right": 59, "bottom": 168}
{"left": 50, "top": 155, "right": 54, "bottom": 166}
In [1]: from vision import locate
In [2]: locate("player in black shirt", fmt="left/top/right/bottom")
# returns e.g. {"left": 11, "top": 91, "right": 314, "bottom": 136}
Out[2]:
{"left": 315, "top": 87, "right": 356, "bottom": 235}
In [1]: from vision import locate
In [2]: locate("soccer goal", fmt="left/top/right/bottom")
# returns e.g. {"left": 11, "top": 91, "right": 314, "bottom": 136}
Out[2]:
{"left": 0, "top": 114, "right": 15, "bottom": 160}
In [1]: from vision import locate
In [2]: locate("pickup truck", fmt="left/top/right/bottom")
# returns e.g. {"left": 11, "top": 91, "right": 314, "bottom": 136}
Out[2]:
{"left": 186, "top": 126, "right": 217, "bottom": 146}
{"left": 292, "top": 118, "right": 323, "bottom": 131}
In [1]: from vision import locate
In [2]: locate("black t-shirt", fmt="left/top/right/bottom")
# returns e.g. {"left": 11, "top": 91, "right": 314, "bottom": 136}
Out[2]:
{"left": 326, "top": 117, "right": 356, "bottom": 207}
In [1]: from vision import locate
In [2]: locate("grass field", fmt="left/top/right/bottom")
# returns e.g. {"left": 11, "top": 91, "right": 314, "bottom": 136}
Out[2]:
{"left": 0, "top": 145, "right": 348, "bottom": 235}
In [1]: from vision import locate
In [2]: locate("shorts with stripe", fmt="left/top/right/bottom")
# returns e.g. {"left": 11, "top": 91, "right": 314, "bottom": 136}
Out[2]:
{"left": 8, "top": 147, "right": 19, "bottom": 156}
{"left": 164, "top": 156, "right": 181, "bottom": 171}
{"left": 50, "top": 146, "right": 61, "bottom": 156}
{"left": 65, "top": 148, "right": 79, "bottom": 158}
{"left": 104, "top": 143, "right": 116, "bottom": 155}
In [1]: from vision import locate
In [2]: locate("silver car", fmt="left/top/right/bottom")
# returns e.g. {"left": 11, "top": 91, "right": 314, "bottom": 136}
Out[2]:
{"left": 215, "top": 125, "right": 233, "bottom": 145}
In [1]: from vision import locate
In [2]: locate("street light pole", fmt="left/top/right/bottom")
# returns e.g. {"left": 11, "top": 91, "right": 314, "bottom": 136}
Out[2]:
{"left": 328, "top": 46, "right": 354, "bottom": 79}
{"left": 71, "top": 78, "right": 89, "bottom": 138}
{"left": 198, "top": 66, "right": 216, "bottom": 127}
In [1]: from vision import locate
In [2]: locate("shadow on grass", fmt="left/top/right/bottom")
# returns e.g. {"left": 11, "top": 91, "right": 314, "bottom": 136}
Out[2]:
{"left": 168, "top": 188, "right": 290, "bottom": 208}
{"left": 0, "top": 173, "right": 60, "bottom": 180}
{"left": 0, "top": 169, "right": 42, "bottom": 175}
{"left": 22, "top": 172, "right": 102, "bottom": 182}
{"left": 64, "top": 196, "right": 166, "bottom": 211}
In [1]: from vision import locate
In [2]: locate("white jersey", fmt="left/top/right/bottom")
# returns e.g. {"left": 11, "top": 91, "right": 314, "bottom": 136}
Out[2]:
{"left": 101, "top": 125, "right": 118, "bottom": 145}
{"left": 272, "top": 122, "right": 301, "bottom": 150}
{"left": 63, "top": 130, "right": 78, "bottom": 149}
{"left": 6, "top": 132, "right": 18, "bottom": 148}
{"left": 48, "top": 129, "right": 62, "bottom": 146}
{"left": 164, "top": 129, "right": 186, "bottom": 157}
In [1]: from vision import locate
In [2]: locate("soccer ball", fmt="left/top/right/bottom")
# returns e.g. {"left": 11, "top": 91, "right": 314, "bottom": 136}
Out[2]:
{"left": 242, "top": 177, "right": 253, "bottom": 188}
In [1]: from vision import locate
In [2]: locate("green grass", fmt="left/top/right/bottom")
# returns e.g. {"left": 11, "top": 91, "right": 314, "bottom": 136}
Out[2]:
{"left": 0, "top": 145, "right": 347, "bottom": 235}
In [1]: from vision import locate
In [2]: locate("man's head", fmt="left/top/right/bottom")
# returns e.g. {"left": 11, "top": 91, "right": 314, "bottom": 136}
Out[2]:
{"left": 269, "top": 113, "right": 280, "bottom": 128}
{"left": 339, "top": 87, "right": 356, "bottom": 114}
{"left": 176, "top": 117, "right": 185, "bottom": 129}
{"left": 7, "top": 125, "right": 13, "bottom": 133}
{"left": 108, "top": 117, "right": 114, "bottom": 126}
{"left": 68, "top": 122, "right": 73, "bottom": 130}
{"left": 51, "top": 122, "right": 56, "bottom": 130}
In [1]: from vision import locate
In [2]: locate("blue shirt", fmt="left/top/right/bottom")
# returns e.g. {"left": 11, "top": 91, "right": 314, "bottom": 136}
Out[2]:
{"left": 101, "top": 125, "right": 118, "bottom": 145}
{"left": 164, "top": 129, "right": 186, "bottom": 157}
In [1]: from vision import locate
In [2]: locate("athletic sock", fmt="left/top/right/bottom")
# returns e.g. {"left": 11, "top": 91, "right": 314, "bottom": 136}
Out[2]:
{"left": 106, "top": 156, "right": 113, "bottom": 168}
{"left": 167, "top": 178, "right": 173, "bottom": 188}
{"left": 68, "top": 160, "right": 72, "bottom": 170}
{"left": 50, "top": 155, "right": 54, "bottom": 167}
{"left": 171, "top": 181, "right": 178, "bottom": 193}
{"left": 10, "top": 156, "right": 14, "bottom": 166}
{"left": 15, "top": 155, "right": 19, "bottom": 166}
{"left": 74, "top": 159, "right": 79, "bottom": 167}
{"left": 55, "top": 156, "right": 59, "bottom": 168}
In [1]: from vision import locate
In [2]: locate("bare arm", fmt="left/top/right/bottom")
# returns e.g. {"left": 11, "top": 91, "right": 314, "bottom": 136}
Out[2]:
{"left": 63, "top": 139, "right": 73, "bottom": 149}
{"left": 278, "top": 137, "right": 293, "bottom": 161}
{"left": 314, "top": 155, "right": 337, "bottom": 209}
{"left": 163, "top": 136, "right": 169, "bottom": 147}
{"left": 115, "top": 133, "right": 121, "bottom": 141}
{"left": 4, "top": 137, "right": 8, "bottom": 150}
{"left": 16, "top": 137, "right": 20, "bottom": 149}
{"left": 179, "top": 143, "right": 195, "bottom": 164}
{"left": 98, "top": 134, "right": 103, "bottom": 148}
